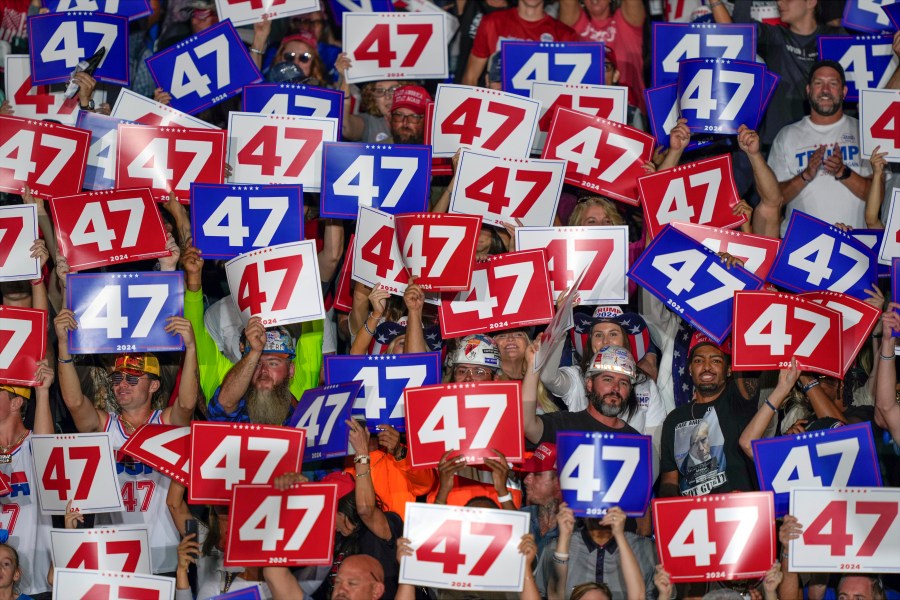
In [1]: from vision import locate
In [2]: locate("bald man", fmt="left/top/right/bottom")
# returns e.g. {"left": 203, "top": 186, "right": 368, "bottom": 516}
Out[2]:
{"left": 264, "top": 554, "right": 385, "bottom": 600}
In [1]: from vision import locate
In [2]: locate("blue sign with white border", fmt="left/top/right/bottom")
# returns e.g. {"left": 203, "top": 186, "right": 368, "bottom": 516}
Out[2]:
{"left": 76, "top": 111, "right": 136, "bottom": 191}
{"left": 501, "top": 41, "right": 604, "bottom": 98}
{"left": 652, "top": 22, "right": 756, "bottom": 87}
{"left": 677, "top": 58, "right": 766, "bottom": 135}
{"left": 242, "top": 83, "right": 344, "bottom": 134}
{"left": 819, "top": 35, "right": 897, "bottom": 101}
{"left": 42, "top": 0, "right": 152, "bottom": 20}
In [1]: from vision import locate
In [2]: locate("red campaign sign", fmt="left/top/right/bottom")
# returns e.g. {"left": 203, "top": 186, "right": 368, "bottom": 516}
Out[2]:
{"left": 0, "top": 306, "right": 47, "bottom": 387}
{"left": 119, "top": 424, "right": 190, "bottom": 486}
{"left": 424, "top": 101, "right": 454, "bottom": 176}
{"left": 115, "top": 124, "right": 226, "bottom": 202}
{"left": 638, "top": 154, "right": 745, "bottom": 239}
{"left": 542, "top": 107, "right": 654, "bottom": 206}
{"left": 653, "top": 492, "right": 776, "bottom": 583}
{"left": 333, "top": 234, "right": 355, "bottom": 313}
{"left": 189, "top": 422, "right": 305, "bottom": 505}
{"left": 51, "top": 188, "right": 169, "bottom": 272}
{"left": 394, "top": 213, "right": 481, "bottom": 291}
{"left": 438, "top": 249, "right": 554, "bottom": 338}
{"left": 225, "top": 483, "right": 337, "bottom": 567}
{"left": 732, "top": 290, "right": 844, "bottom": 378}
{"left": 0, "top": 115, "right": 90, "bottom": 198}
{"left": 798, "top": 290, "right": 882, "bottom": 377}
{"left": 405, "top": 381, "right": 524, "bottom": 468}
{"left": 673, "top": 221, "right": 781, "bottom": 280}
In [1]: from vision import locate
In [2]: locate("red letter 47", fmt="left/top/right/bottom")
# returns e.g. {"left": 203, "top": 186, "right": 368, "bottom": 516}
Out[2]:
{"left": 344, "top": 13, "right": 447, "bottom": 82}
{"left": 432, "top": 85, "right": 541, "bottom": 159}
{"left": 861, "top": 88, "right": 900, "bottom": 162}
{"left": 790, "top": 487, "right": 900, "bottom": 573}
{"left": 543, "top": 107, "right": 654, "bottom": 206}
{"left": 731, "top": 291, "right": 843, "bottom": 377}
{"left": 31, "top": 433, "right": 124, "bottom": 514}
{"left": 393, "top": 213, "right": 482, "bottom": 291}
{"left": 400, "top": 503, "right": 530, "bottom": 592}
{"left": 0, "top": 115, "right": 90, "bottom": 198}
{"left": 189, "top": 422, "right": 306, "bottom": 505}
{"left": 224, "top": 240, "right": 325, "bottom": 326}
{"left": 226, "top": 483, "right": 337, "bottom": 567}
{"left": 228, "top": 112, "right": 338, "bottom": 192}
{"left": 51, "top": 528, "right": 150, "bottom": 573}
{"left": 0, "top": 305, "right": 46, "bottom": 388}
{"left": 53, "top": 569, "right": 175, "bottom": 600}
{"left": 404, "top": 381, "right": 524, "bottom": 468}
{"left": 653, "top": 492, "right": 776, "bottom": 583}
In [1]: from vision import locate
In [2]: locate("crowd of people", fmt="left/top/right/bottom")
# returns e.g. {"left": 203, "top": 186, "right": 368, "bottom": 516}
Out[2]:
{"left": 0, "top": 0, "right": 899, "bottom": 598}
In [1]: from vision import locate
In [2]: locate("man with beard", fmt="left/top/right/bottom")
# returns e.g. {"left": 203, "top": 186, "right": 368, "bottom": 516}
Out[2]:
{"left": 209, "top": 317, "right": 297, "bottom": 424}
{"left": 659, "top": 334, "right": 757, "bottom": 498}
{"left": 524, "top": 344, "right": 639, "bottom": 446}
{"left": 388, "top": 85, "right": 430, "bottom": 145}
{"left": 767, "top": 60, "right": 873, "bottom": 232}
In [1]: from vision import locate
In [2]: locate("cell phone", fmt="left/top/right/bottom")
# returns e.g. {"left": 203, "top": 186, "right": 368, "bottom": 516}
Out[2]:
{"left": 184, "top": 518, "right": 199, "bottom": 539}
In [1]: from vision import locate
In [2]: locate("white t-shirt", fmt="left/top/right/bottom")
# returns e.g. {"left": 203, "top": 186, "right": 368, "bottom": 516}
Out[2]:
{"left": 768, "top": 115, "right": 872, "bottom": 234}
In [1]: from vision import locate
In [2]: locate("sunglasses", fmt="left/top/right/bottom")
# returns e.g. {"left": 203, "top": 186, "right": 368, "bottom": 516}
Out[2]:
{"left": 284, "top": 51, "right": 312, "bottom": 64}
{"left": 111, "top": 372, "right": 147, "bottom": 386}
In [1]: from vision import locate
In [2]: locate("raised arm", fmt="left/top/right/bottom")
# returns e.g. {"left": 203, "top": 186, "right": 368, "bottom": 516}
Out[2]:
{"left": 739, "top": 359, "right": 800, "bottom": 457}
{"left": 32, "top": 359, "right": 55, "bottom": 435}
{"left": 876, "top": 306, "right": 900, "bottom": 443}
{"left": 54, "top": 309, "right": 104, "bottom": 432}
{"left": 318, "top": 218, "right": 345, "bottom": 283}
{"left": 403, "top": 278, "right": 428, "bottom": 354}
{"left": 737, "top": 125, "right": 783, "bottom": 238}
{"left": 523, "top": 340, "right": 546, "bottom": 444}
{"left": 348, "top": 419, "right": 393, "bottom": 539}
{"left": 215, "top": 317, "right": 265, "bottom": 415}
{"left": 602, "top": 507, "right": 646, "bottom": 600}
{"left": 866, "top": 146, "right": 887, "bottom": 229}
{"left": 162, "top": 317, "right": 199, "bottom": 426}
{"left": 349, "top": 285, "right": 388, "bottom": 355}
{"left": 336, "top": 54, "right": 366, "bottom": 141}
{"left": 658, "top": 118, "right": 691, "bottom": 171}
{"left": 558, "top": 0, "right": 582, "bottom": 27}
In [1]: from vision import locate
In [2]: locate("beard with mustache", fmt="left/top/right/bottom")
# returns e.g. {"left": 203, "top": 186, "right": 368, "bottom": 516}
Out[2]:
{"left": 588, "top": 390, "right": 625, "bottom": 418}
{"left": 808, "top": 89, "right": 843, "bottom": 117}
{"left": 247, "top": 380, "right": 293, "bottom": 425}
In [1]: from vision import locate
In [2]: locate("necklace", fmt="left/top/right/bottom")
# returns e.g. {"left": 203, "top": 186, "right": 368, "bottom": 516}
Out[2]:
{"left": 119, "top": 413, "right": 151, "bottom": 435}
{"left": 0, "top": 431, "right": 29, "bottom": 464}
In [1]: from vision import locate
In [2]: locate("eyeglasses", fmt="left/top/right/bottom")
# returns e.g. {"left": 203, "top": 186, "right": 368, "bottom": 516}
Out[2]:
{"left": 372, "top": 86, "right": 399, "bottom": 98}
{"left": 284, "top": 51, "right": 312, "bottom": 64}
{"left": 391, "top": 112, "right": 424, "bottom": 123}
{"left": 453, "top": 366, "right": 490, "bottom": 379}
{"left": 111, "top": 372, "right": 147, "bottom": 386}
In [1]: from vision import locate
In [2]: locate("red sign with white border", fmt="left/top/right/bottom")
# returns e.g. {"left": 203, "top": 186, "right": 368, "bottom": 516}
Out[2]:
{"left": 531, "top": 81, "right": 628, "bottom": 153}
{"left": 0, "top": 114, "right": 90, "bottom": 198}
{"left": 543, "top": 107, "right": 654, "bottom": 206}
{"left": 52, "top": 188, "right": 169, "bottom": 272}
{"left": 119, "top": 424, "right": 190, "bottom": 486}
{"left": 225, "top": 482, "right": 338, "bottom": 567}
{"left": 789, "top": 487, "right": 900, "bottom": 574}
{"left": 732, "top": 290, "right": 844, "bottom": 377}
{"left": 189, "top": 422, "right": 305, "bottom": 505}
{"left": 638, "top": 154, "right": 745, "bottom": 239}
{"left": 0, "top": 306, "right": 46, "bottom": 387}
{"left": 405, "top": 381, "right": 524, "bottom": 468}
{"left": 653, "top": 491, "right": 776, "bottom": 583}
{"left": 393, "top": 212, "right": 481, "bottom": 291}
{"left": 116, "top": 124, "right": 226, "bottom": 203}
{"left": 431, "top": 84, "right": 540, "bottom": 158}
{"left": 672, "top": 221, "right": 781, "bottom": 280}
{"left": 31, "top": 433, "right": 125, "bottom": 515}
{"left": 52, "top": 569, "right": 175, "bottom": 600}
{"left": 798, "top": 290, "right": 881, "bottom": 377}
{"left": 51, "top": 526, "right": 151, "bottom": 573}
{"left": 438, "top": 249, "right": 554, "bottom": 338}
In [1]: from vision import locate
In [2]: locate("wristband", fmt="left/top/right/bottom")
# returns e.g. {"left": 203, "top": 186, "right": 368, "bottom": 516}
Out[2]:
{"left": 355, "top": 469, "right": 370, "bottom": 478}
{"left": 764, "top": 397, "right": 778, "bottom": 412}
{"left": 835, "top": 165, "right": 852, "bottom": 181}
{"left": 496, "top": 492, "right": 512, "bottom": 504}
{"left": 363, "top": 313, "right": 377, "bottom": 336}
{"left": 31, "top": 278, "right": 43, "bottom": 286}
{"left": 801, "top": 380, "right": 820, "bottom": 393}
{"left": 249, "top": 47, "right": 264, "bottom": 55}
{"left": 800, "top": 170, "right": 812, "bottom": 183}
{"left": 880, "top": 353, "right": 896, "bottom": 361}
{"left": 353, "top": 454, "right": 370, "bottom": 464}
{"left": 57, "top": 357, "right": 74, "bottom": 364}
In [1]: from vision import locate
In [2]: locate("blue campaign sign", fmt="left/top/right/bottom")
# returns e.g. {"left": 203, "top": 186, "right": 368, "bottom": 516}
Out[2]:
{"left": 42, "top": 0, "right": 152, "bottom": 20}
{"left": 752, "top": 422, "right": 883, "bottom": 517}
{"left": 287, "top": 381, "right": 361, "bottom": 462}
{"left": 327, "top": 0, "right": 394, "bottom": 22}
{"left": 500, "top": 41, "right": 604, "bottom": 98}
{"left": 209, "top": 588, "right": 262, "bottom": 600}
{"left": 628, "top": 224, "right": 764, "bottom": 343}
{"left": 819, "top": 35, "right": 897, "bottom": 101}
{"left": 146, "top": 19, "right": 262, "bottom": 115}
{"left": 843, "top": 0, "right": 896, "bottom": 33}
{"left": 242, "top": 83, "right": 344, "bottom": 133}
{"left": 67, "top": 271, "right": 185, "bottom": 354}
{"left": 850, "top": 228, "right": 891, "bottom": 278}
{"left": 761, "top": 69, "right": 781, "bottom": 120}
{"left": 644, "top": 83, "right": 715, "bottom": 152}
{"left": 27, "top": 12, "right": 129, "bottom": 86}
{"left": 324, "top": 352, "right": 442, "bottom": 431}
{"left": 320, "top": 142, "right": 432, "bottom": 219}
{"left": 651, "top": 22, "right": 756, "bottom": 88}
{"left": 677, "top": 58, "right": 765, "bottom": 135}
{"left": 75, "top": 111, "right": 135, "bottom": 191}
{"left": 190, "top": 183, "right": 305, "bottom": 259}
{"left": 884, "top": 2, "right": 900, "bottom": 30}
{"left": 556, "top": 431, "right": 653, "bottom": 517}
{"left": 768, "top": 211, "right": 878, "bottom": 301}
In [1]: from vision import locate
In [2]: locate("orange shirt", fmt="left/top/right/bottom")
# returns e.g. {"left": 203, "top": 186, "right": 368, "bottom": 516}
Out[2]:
{"left": 344, "top": 449, "right": 436, "bottom": 515}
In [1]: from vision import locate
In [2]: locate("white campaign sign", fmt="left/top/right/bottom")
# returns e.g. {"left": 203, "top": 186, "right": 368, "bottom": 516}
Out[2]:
{"left": 0, "top": 204, "right": 39, "bottom": 283}
{"left": 51, "top": 527, "right": 151, "bottom": 574}
{"left": 227, "top": 112, "right": 338, "bottom": 192}
{"left": 52, "top": 569, "right": 176, "bottom": 600}
{"left": 31, "top": 433, "right": 124, "bottom": 515}
{"left": 215, "top": 0, "right": 319, "bottom": 27}
{"left": 400, "top": 503, "right": 530, "bottom": 592}
{"left": 110, "top": 88, "right": 218, "bottom": 129}
{"left": 530, "top": 81, "right": 627, "bottom": 153}
{"left": 879, "top": 188, "right": 900, "bottom": 266}
{"left": 343, "top": 13, "right": 448, "bottom": 83}
{"left": 450, "top": 150, "right": 565, "bottom": 227}
{"left": 4, "top": 55, "right": 82, "bottom": 125}
{"left": 224, "top": 240, "right": 325, "bottom": 326}
{"left": 859, "top": 88, "right": 900, "bottom": 161}
{"left": 352, "top": 205, "right": 408, "bottom": 295}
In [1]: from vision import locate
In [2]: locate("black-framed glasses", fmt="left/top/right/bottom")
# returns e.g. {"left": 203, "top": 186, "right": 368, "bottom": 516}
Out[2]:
{"left": 284, "top": 51, "right": 312, "bottom": 64}
{"left": 372, "top": 86, "right": 399, "bottom": 98}
{"left": 111, "top": 372, "right": 146, "bottom": 386}
{"left": 391, "top": 112, "right": 424, "bottom": 123}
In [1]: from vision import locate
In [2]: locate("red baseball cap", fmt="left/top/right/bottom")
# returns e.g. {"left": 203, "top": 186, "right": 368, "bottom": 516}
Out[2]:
{"left": 688, "top": 332, "right": 732, "bottom": 358}
{"left": 518, "top": 443, "right": 557, "bottom": 473}
{"left": 321, "top": 471, "right": 355, "bottom": 499}
{"left": 390, "top": 85, "right": 431, "bottom": 115}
